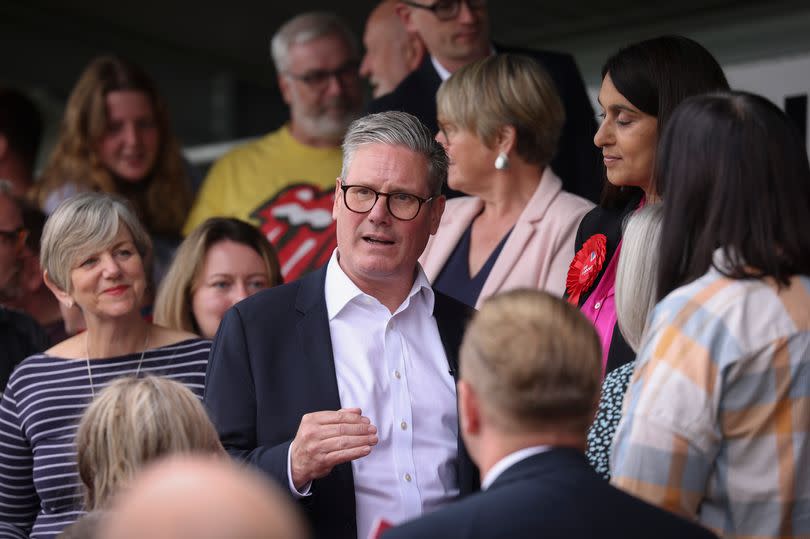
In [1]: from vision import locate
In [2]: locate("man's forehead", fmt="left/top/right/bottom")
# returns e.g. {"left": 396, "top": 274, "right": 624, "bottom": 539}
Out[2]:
{"left": 288, "top": 34, "right": 354, "bottom": 66}
{"left": 345, "top": 144, "right": 429, "bottom": 187}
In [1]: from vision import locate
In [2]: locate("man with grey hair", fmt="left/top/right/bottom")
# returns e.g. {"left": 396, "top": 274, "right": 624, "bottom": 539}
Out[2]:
{"left": 185, "top": 12, "right": 364, "bottom": 282}
{"left": 205, "top": 111, "right": 477, "bottom": 539}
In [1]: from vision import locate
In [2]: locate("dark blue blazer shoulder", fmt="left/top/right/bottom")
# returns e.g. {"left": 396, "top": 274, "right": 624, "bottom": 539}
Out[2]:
{"left": 383, "top": 448, "right": 718, "bottom": 539}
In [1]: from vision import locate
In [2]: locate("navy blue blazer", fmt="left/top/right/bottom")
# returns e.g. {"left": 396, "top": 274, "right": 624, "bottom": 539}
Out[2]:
{"left": 204, "top": 265, "right": 478, "bottom": 539}
{"left": 367, "top": 45, "right": 603, "bottom": 203}
{"left": 383, "top": 448, "right": 718, "bottom": 539}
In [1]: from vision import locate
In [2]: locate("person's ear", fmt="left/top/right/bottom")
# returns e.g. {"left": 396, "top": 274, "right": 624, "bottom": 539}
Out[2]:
{"left": 395, "top": 2, "right": 418, "bottom": 33}
{"left": 277, "top": 73, "right": 293, "bottom": 106}
{"left": 495, "top": 125, "right": 517, "bottom": 155}
{"left": 403, "top": 33, "right": 426, "bottom": 71}
{"left": 43, "top": 270, "right": 73, "bottom": 308}
{"left": 458, "top": 380, "right": 481, "bottom": 436}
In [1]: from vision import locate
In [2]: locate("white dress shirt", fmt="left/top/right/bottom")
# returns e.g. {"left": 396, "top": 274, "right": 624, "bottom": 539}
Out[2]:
{"left": 480, "top": 445, "right": 552, "bottom": 490}
{"left": 300, "top": 252, "right": 460, "bottom": 539}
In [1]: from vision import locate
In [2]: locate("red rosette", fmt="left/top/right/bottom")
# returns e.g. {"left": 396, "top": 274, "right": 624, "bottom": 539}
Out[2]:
{"left": 566, "top": 233, "right": 607, "bottom": 306}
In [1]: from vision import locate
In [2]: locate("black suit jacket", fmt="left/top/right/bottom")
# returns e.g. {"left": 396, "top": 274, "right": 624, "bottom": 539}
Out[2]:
{"left": 204, "top": 266, "right": 478, "bottom": 539}
{"left": 367, "top": 45, "right": 602, "bottom": 203}
{"left": 383, "top": 448, "right": 718, "bottom": 539}
{"left": 572, "top": 193, "right": 643, "bottom": 374}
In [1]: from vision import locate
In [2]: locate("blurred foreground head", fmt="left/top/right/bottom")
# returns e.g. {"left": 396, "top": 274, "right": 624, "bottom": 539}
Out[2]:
{"left": 100, "top": 455, "right": 309, "bottom": 539}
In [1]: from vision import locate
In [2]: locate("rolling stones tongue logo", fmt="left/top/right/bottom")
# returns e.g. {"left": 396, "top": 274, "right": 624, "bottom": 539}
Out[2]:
{"left": 252, "top": 183, "right": 336, "bottom": 282}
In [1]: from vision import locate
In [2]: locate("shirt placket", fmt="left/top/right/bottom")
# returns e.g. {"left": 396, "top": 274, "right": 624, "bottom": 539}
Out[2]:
{"left": 385, "top": 314, "right": 421, "bottom": 518}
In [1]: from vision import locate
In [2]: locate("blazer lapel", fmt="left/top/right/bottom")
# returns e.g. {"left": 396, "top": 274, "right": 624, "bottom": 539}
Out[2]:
{"left": 295, "top": 266, "right": 342, "bottom": 411}
{"left": 577, "top": 191, "right": 642, "bottom": 307}
{"left": 432, "top": 292, "right": 480, "bottom": 495}
{"left": 294, "top": 266, "right": 357, "bottom": 528}
{"left": 421, "top": 198, "right": 483, "bottom": 282}
{"left": 478, "top": 170, "right": 563, "bottom": 302}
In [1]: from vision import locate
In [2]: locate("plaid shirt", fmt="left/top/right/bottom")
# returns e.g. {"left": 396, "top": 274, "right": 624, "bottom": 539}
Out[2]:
{"left": 611, "top": 263, "right": 810, "bottom": 539}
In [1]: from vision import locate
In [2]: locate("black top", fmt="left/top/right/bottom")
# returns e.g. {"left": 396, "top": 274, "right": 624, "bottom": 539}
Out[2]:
{"left": 433, "top": 224, "right": 512, "bottom": 308}
{"left": 0, "top": 306, "right": 49, "bottom": 392}
{"left": 367, "top": 44, "right": 603, "bottom": 203}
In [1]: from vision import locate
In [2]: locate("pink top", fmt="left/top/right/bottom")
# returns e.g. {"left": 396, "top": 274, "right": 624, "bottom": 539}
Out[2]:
{"left": 579, "top": 195, "right": 646, "bottom": 374}
{"left": 581, "top": 240, "right": 622, "bottom": 374}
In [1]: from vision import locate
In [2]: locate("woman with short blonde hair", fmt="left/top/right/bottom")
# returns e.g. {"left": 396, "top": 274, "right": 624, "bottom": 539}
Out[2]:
{"left": 420, "top": 54, "right": 594, "bottom": 309}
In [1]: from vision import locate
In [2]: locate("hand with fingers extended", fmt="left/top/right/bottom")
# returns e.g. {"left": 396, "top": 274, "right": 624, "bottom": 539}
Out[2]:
{"left": 290, "top": 407, "right": 378, "bottom": 490}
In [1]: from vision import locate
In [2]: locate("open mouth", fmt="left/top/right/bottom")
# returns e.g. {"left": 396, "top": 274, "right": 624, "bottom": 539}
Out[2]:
{"left": 363, "top": 236, "right": 394, "bottom": 246}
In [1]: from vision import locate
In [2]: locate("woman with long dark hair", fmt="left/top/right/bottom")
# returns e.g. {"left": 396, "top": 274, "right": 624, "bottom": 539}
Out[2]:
{"left": 612, "top": 92, "right": 810, "bottom": 538}
{"left": 567, "top": 36, "right": 728, "bottom": 376}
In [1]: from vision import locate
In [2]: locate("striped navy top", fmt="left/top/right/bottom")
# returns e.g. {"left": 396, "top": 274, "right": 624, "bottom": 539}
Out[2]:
{"left": 0, "top": 338, "right": 210, "bottom": 539}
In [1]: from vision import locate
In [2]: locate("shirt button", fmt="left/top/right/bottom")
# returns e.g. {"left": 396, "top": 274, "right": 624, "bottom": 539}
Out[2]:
{"left": 400, "top": 420, "right": 408, "bottom": 430}
{"left": 389, "top": 320, "right": 396, "bottom": 330}
{"left": 404, "top": 473, "right": 412, "bottom": 482}
{"left": 594, "top": 301, "right": 602, "bottom": 309}
{"left": 393, "top": 370, "right": 401, "bottom": 379}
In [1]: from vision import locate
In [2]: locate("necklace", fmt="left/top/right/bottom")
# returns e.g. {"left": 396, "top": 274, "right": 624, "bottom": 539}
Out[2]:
{"left": 85, "top": 327, "right": 150, "bottom": 399}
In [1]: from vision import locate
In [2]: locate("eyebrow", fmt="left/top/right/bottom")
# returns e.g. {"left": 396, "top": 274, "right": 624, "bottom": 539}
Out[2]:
{"left": 207, "top": 272, "right": 268, "bottom": 279}
{"left": 107, "top": 240, "right": 134, "bottom": 250}
{"left": 596, "top": 99, "right": 641, "bottom": 115}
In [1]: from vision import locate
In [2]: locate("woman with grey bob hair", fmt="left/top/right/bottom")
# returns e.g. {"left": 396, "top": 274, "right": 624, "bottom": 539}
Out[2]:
{"left": 585, "top": 203, "right": 663, "bottom": 479}
{"left": 0, "top": 192, "right": 211, "bottom": 538}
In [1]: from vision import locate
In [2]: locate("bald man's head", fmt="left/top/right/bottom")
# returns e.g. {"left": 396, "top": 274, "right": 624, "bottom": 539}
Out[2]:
{"left": 360, "top": 0, "right": 425, "bottom": 97}
{"left": 101, "top": 456, "right": 308, "bottom": 539}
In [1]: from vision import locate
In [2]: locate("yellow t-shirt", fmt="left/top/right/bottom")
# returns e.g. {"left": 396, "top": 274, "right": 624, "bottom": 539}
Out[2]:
{"left": 184, "top": 125, "right": 342, "bottom": 281}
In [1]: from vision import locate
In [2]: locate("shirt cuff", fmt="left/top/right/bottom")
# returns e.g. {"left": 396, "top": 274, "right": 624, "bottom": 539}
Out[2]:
{"left": 287, "top": 443, "right": 312, "bottom": 498}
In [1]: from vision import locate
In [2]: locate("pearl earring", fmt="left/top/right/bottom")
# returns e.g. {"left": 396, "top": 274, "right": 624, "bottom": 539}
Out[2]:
{"left": 494, "top": 152, "right": 510, "bottom": 170}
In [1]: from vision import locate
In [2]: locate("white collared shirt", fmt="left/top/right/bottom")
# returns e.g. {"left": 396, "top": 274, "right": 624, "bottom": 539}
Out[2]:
{"left": 430, "top": 45, "right": 497, "bottom": 82}
{"left": 480, "top": 445, "right": 552, "bottom": 490}
{"left": 320, "top": 251, "right": 459, "bottom": 539}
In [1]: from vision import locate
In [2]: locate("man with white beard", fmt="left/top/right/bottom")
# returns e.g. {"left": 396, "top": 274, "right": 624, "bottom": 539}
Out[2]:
{"left": 185, "top": 12, "right": 364, "bottom": 282}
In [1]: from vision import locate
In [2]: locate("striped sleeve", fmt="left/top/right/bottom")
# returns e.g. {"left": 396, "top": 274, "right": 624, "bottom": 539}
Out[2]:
{"left": 0, "top": 379, "right": 36, "bottom": 538}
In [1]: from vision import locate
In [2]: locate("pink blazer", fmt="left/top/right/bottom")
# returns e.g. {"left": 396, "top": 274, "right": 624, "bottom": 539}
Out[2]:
{"left": 420, "top": 168, "right": 594, "bottom": 308}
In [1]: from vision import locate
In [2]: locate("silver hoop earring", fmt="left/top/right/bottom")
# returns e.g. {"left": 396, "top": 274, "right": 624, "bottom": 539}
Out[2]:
{"left": 494, "top": 152, "right": 510, "bottom": 170}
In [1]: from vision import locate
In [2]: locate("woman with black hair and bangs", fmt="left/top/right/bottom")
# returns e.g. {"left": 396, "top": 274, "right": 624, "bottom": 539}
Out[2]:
{"left": 612, "top": 91, "right": 810, "bottom": 539}
{"left": 567, "top": 35, "right": 729, "bottom": 377}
